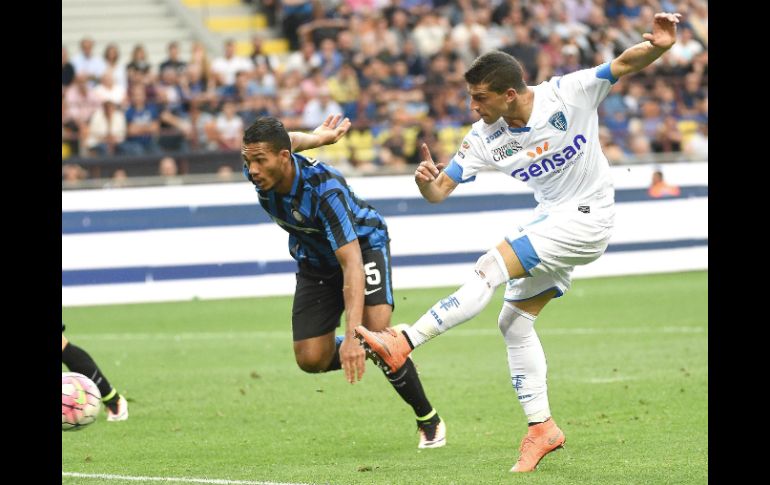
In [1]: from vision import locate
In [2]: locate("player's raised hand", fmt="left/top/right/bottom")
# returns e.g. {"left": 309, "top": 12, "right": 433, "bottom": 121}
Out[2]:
{"left": 643, "top": 12, "right": 681, "bottom": 50}
{"left": 415, "top": 143, "right": 446, "bottom": 185}
{"left": 340, "top": 334, "right": 366, "bottom": 384}
{"left": 313, "top": 114, "right": 351, "bottom": 146}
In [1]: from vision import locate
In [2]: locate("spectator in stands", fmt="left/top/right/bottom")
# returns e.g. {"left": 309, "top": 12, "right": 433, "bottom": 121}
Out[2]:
{"left": 680, "top": 72, "right": 707, "bottom": 117}
{"left": 216, "top": 164, "right": 236, "bottom": 181}
{"left": 64, "top": 73, "right": 102, "bottom": 156}
{"left": 302, "top": 87, "right": 343, "bottom": 129}
{"left": 209, "top": 100, "right": 244, "bottom": 151}
{"left": 651, "top": 115, "right": 682, "bottom": 153}
{"left": 281, "top": 0, "right": 315, "bottom": 51}
{"left": 188, "top": 41, "right": 214, "bottom": 86}
{"left": 72, "top": 37, "right": 106, "bottom": 85}
{"left": 377, "top": 123, "right": 409, "bottom": 169}
{"left": 683, "top": 122, "right": 708, "bottom": 158}
{"left": 399, "top": 38, "right": 427, "bottom": 79}
{"left": 248, "top": 35, "right": 276, "bottom": 73}
{"left": 533, "top": 50, "right": 555, "bottom": 85}
{"left": 283, "top": 40, "right": 323, "bottom": 78}
{"left": 123, "top": 85, "right": 161, "bottom": 155}
{"left": 628, "top": 133, "right": 653, "bottom": 162}
{"left": 598, "top": 126, "right": 625, "bottom": 164}
{"left": 668, "top": 26, "right": 704, "bottom": 66}
{"left": 157, "top": 67, "right": 193, "bottom": 152}
{"left": 211, "top": 39, "right": 254, "bottom": 87}
{"left": 689, "top": 0, "right": 708, "bottom": 47}
{"left": 93, "top": 71, "right": 127, "bottom": 107}
{"left": 126, "top": 44, "right": 152, "bottom": 83}
{"left": 648, "top": 169, "right": 681, "bottom": 198}
{"left": 62, "top": 46, "right": 75, "bottom": 89}
{"left": 639, "top": 98, "right": 663, "bottom": 140}
{"left": 335, "top": 29, "right": 358, "bottom": 66}
{"left": 159, "top": 41, "right": 187, "bottom": 76}
{"left": 554, "top": 44, "right": 583, "bottom": 76}
{"left": 388, "top": 8, "right": 412, "bottom": 45}
{"left": 411, "top": 12, "right": 449, "bottom": 58}
{"left": 62, "top": 163, "right": 87, "bottom": 185}
{"left": 86, "top": 101, "right": 126, "bottom": 157}
{"left": 410, "top": 117, "right": 439, "bottom": 165}
{"left": 501, "top": 26, "right": 539, "bottom": 81}
{"left": 158, "top": 156, "right": 183, "bottom": 185}
{"left": 104, "top": 168, "right": 128, "bottom": 188}
{"left": 327, "top": 63, "right": 360, "bottom": 121}
{"left": 103, "top": 43, "right": 127, "bottom": 91}
{"left": 318, "top": 38, "right": 344, "bottom": 78}
{"left": 275, "top": 70, "right": 305, "bottom": 127}
{"left": 450, "top": 10, "right": 488, "bottom": 57}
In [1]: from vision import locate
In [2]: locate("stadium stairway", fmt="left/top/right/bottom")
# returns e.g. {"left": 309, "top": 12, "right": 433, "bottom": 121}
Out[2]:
{"left": 63, "top": 0, "right": 221, "bottom": 70}
{"left": 180, "top": 0, "right": 289, "bottom": 57}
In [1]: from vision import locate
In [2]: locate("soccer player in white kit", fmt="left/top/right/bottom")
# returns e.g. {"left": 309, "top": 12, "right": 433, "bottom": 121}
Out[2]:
{"left": 356, "top": 12, "right": 682, "bottom": 472}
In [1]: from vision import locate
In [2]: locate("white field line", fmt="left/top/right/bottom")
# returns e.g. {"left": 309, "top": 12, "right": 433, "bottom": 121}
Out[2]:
{"left": 73, "top": 326, "right": 706, "bottom": 341}
{"left": 62, "top": 472, "right": 315, "bottom": 485}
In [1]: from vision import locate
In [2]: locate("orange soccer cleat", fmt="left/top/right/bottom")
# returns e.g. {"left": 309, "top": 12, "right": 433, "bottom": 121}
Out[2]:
{"left": 353, "top": 325, "right": 412, "bottom": 374}
{"left": 510, "top": 418, "right": 565, "bottom": 472}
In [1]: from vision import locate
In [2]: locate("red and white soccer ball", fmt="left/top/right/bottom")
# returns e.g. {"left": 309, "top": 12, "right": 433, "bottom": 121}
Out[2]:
{"left": 62, "top": 372, "right": 102, "bottom": 431}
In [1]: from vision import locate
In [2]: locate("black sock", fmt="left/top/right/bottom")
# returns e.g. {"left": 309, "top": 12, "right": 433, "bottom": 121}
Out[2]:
{"left": 62, "top": 342, "right": 117, "bottom": 405}
{"left": 324, "top": 335, "right": 343, "bottom": 372}
{"left": 528, "top": 417, "right": 551, "bottom": 426}
{"left": 383, "top": 358, "right": 434, "bottom": 418}
{"left": 401, "top": 330, "right": 415, "bottom": 350}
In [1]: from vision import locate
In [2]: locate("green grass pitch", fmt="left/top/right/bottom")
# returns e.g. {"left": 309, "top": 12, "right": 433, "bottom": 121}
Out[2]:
{"left": 62, "top": 270, "right": 707, "bottom": 485}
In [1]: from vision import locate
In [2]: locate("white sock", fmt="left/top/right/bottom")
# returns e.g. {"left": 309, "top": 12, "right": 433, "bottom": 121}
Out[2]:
{"left": 498, "top": 302, "right": 551, "bottom": 421}
{"left": 405, "top": 249, "right": 508, "bottom": 347}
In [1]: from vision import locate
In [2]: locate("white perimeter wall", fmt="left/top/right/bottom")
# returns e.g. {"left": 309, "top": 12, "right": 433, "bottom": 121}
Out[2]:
{"left": 62, "top": 162, "right": 707, "bottom": 306}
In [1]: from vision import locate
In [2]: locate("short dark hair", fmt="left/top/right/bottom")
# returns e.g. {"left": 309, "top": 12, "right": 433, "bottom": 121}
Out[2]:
{"left": 243, "top": 116, "right": 291, "bottom": 153}
{"left": 464, "top": 51, "right": 526, "bottom": 93}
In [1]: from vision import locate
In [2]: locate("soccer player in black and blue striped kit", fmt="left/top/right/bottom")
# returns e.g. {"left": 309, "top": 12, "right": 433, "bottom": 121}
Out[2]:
{"left": 241, "top": 115, "right": 445, "bottom": 448}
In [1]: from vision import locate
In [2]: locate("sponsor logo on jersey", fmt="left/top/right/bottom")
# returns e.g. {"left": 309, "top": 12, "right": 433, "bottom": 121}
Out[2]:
{"left": 511, "top": 134, "right": 587, "bottom": 181}
{"left": 485, "top": 127, "right": 505, "bottom": 143}
{"left": 527, "top": 142, "right": 550, "bottom": 158}
{"left": 549, "top": 111, "right": 568, "bottom": 131}
{"left": 491, "top": 140, "right": 524, "bottom": 161}
{"left": 457, "top": 140, "right": 471, "bottom": 159}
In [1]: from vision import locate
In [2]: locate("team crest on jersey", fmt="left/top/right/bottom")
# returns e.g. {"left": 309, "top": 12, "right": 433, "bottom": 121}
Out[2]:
{"left": 548, "top": 111, "right": 568, "bottom": 131}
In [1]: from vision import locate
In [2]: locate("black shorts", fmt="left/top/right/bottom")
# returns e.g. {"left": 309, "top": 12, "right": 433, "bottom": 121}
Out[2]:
{"left": 291, "top": 245, "right": 394, "bottom": 341}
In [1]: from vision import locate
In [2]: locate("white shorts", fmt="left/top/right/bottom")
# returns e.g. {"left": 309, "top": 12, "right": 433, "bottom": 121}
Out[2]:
{"left": 503, "top": 203, "right": 615, "bottom": 302}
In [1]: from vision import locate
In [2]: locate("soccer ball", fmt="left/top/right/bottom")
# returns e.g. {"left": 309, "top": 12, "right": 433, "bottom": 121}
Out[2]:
{"left": 62, "top": 372, "right": 102, "bottom": 431}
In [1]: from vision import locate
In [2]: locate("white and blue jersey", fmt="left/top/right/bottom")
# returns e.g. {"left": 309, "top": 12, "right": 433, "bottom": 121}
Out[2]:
{"left": 446, "top": 63, "right": 621, "bottom": 300}
{"left": 446, "top": 63, "right": 618, "bottom": 211}
{"left": 244, "top": 153, "right": 389, "bottom": 269}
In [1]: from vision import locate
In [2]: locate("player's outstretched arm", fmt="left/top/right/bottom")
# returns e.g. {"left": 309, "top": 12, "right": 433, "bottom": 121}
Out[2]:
{"left": 610, "top": 12, "right": 681, "bottom": 79}
{"left": 415, "top": 143, "right": 457, "bottom": 203}
{"left": 334, "top": 239, "right": 367, "bottom": 384}
{"left": 289, "top": 114, "right": 352, "bottom": 152}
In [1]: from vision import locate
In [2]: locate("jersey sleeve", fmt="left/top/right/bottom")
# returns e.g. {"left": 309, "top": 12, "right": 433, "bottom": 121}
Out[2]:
{"left": 551, "top": 62, "right": 618, "bottom": 110}
{"left": 318, "top": 190, "right": 358, "bottom": 251}
{"left": 443, "top": 130, "right": 488, "bottom": 184}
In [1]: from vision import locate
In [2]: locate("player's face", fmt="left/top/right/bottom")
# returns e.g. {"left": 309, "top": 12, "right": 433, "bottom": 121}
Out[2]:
{"left": 468, "top": 83, "right": 512, "bottom": 124}
{"left": 242, "top": 142, "right": 293, "bottom": 193}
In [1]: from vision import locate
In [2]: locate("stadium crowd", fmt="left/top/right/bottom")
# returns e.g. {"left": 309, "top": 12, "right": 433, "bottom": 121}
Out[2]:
{"left": 62, "top": 0, "right": 707, "bottom": 181}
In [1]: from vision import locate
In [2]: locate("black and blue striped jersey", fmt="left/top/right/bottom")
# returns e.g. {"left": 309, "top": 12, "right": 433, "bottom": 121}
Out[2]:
{"left": 244, "top": 153, "right": 389, "bottom": 268}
